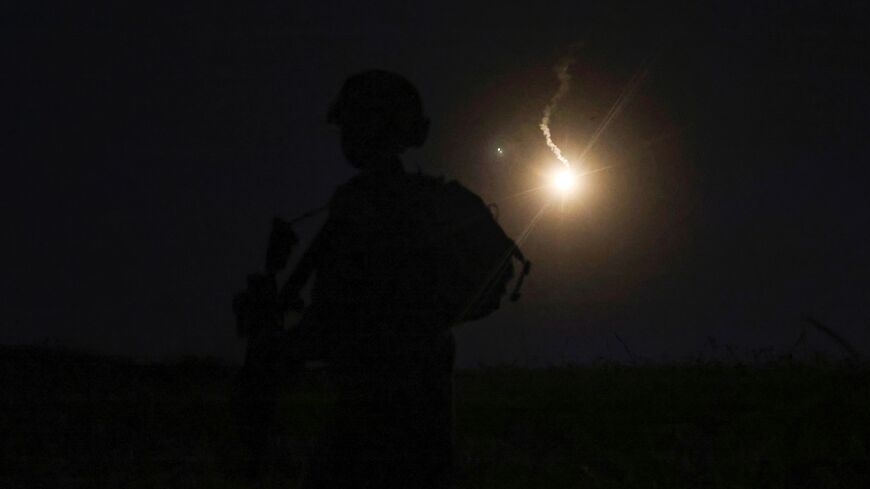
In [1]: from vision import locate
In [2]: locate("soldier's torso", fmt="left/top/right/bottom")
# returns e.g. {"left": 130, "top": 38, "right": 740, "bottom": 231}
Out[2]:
{"left": 307, "top": 169, "right": 454, "bottom": 368}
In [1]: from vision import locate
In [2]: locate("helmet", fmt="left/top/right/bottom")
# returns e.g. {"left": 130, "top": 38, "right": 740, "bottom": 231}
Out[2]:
{"left": 327, "top": 70, "right": 429, "bottom": 148}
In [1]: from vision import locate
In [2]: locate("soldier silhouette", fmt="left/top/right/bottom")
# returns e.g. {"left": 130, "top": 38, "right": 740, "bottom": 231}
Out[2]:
{"left": 289, "top": 70, "right": 455, "bottom": 489}
{"left": 233, "top": 69, "right": 528, "bottom": 487}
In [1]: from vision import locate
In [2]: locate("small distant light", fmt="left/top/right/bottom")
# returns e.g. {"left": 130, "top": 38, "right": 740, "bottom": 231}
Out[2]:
{"left": 497, "top": 147, "right": 504, "bottom": 155}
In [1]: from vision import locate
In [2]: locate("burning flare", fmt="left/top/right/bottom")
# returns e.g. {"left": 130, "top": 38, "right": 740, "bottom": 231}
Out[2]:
{"left": 550, "top": 167, "right": 578, "bottom": 195}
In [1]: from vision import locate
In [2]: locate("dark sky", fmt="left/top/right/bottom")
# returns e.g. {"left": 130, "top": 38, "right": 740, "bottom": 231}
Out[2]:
{"left": 4, "top": 2, "right": 868, "bottom": 366}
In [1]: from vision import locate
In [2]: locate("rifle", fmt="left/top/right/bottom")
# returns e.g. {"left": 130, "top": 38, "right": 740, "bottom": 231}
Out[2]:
{"left": 233, "top": 206, "right": 327, "bottom": 344}
{"left": 230, "top": 210, "right": 327, "bottom": 478}
{"left": 233, "top": 217, "right": 297, "bottom": 341}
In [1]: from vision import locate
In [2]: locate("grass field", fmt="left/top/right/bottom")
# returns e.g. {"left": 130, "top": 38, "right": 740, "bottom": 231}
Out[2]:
{"left": 2, "top": 346, "right": 868, "bottom": 488}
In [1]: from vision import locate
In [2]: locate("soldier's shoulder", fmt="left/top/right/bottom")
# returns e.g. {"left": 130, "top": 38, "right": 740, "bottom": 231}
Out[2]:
{"left": 404, "top": 173, "right": 482, "bottom": 202}
{"left": 415, "top": 176, "right": 489, "bottom": 220}
{"left": 328, "top": 176, "right": 373, "bottom": 214}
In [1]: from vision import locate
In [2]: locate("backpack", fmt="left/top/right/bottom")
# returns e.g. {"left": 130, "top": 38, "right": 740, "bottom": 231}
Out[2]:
{"left": 393, "top": 174, "right": 530, "bottom": 324}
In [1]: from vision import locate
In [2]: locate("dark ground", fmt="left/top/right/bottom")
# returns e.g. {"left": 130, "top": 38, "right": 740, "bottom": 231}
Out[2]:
{"left": 2, "top": 345, "right": 868, "bottom": 488}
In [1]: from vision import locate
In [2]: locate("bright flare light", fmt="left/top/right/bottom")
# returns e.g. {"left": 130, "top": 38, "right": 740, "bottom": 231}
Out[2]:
{"left": 550, "top": 166, "right": 579, "bottom": 196}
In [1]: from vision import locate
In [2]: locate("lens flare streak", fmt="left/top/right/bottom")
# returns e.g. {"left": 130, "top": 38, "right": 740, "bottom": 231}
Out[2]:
{"left": 578, "top": 54, "right": 656, "bottom": 161}
{"left": 497, "top": 185, "right": 550, "bottom": 202}
{"left": 515, "top": 200, "right": 551, "bottom": 246}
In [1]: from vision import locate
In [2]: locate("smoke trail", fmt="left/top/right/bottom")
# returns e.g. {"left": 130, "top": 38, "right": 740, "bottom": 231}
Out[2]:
{"left": 539, "top": 57, "right": 575, "bottom": 167}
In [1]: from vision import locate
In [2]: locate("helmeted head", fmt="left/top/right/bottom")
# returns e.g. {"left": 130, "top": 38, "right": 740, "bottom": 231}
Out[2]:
{"left": 327, "top": 70, "right": 430, "bottom": 170}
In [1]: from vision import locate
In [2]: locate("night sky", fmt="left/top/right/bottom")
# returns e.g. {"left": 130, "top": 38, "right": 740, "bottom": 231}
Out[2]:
{"left": 4, "top": 2, "right": 868, "bottom": 366}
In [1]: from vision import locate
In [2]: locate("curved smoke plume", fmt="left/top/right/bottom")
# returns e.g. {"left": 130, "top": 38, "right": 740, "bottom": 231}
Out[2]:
{"left": 539, "top": 57, "right": 575, "bottom": 167}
